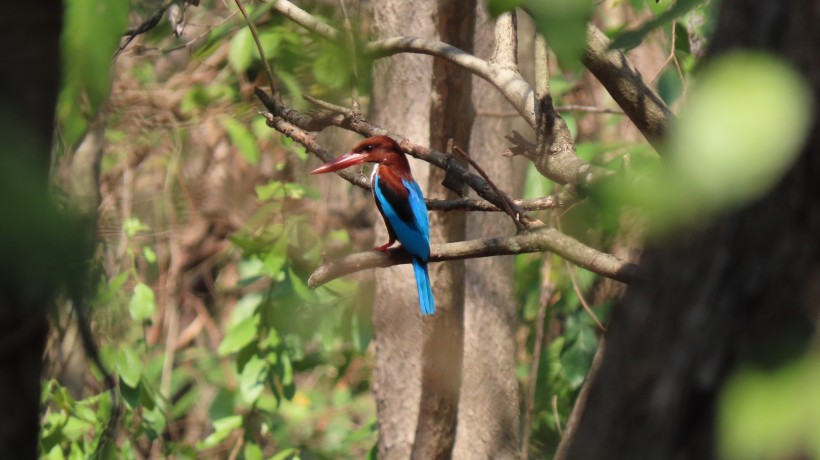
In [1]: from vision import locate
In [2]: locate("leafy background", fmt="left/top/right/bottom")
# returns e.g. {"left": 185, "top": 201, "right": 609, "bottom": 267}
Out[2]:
{"left": 40, "top": 1, "right": 773, "bottom": 459}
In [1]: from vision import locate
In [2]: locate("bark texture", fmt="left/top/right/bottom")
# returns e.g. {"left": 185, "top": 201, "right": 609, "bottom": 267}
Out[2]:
{"left": 411, "top": 0, "right": 475, "bottom": 457}
{"left": 452, "top": 5, "right": 522, "bottom": 459}
{"left": 562, "top": 1, "right": 820, "bottom": 459}
{"left": 370, "top": 1, "right": 435, "bottom": 458}
{"left": 0, "top": 1, "right": 63, "bottom": 457}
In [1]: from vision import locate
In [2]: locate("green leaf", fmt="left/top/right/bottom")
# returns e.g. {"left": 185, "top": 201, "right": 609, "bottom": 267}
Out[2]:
{"left": 243, "top": 443, "right": 264, "bottom": 460}
{"left": 660, "top": 53, "right": 810, "bottom": 230}
{"left": 270, "top": 448, "right": 297, "bottom": 460}
{"left": 229, "top": 292, "right": 263, "bottom": 327}
{"left": 560, "top": 324, "right": 598, "bottom": 389}
{"left": 486, "top": 0, "right": 526, "bottom": 16}
{"left": 142, "top": 404, "right": 167, "bottom": 440}
{"left": 229, "top": 28, "right": 255, "bottom": 73}
{"left": 122, "top": 217, "right": 149, "bottom": 237}
{"left": 528, "top": 0, "right": 595, "bottom": 66}
{"left": 312, "top": 45, "right": 349, "bottom": 89}
{"left": 256, "top": 181, "right": 283, "bottom": 201}
{"left": 218, "top": 314, "right": 260, "bottom": 356}
{"left": 198, "top": 415, "right": 243, "bottom": 450}
{"left": 142, "top": 246, "right": 157, "bottom": 263}
{"left": 223, "top": 117, "right": 260, "bottom": 165}
{"left": 60, "top": 0, "right": 130, "bottom": 144}
{"left": 117, "top": 345, "right": 142, "bottom": 388}
{"left": 239, "top": 354, "right": 270, "bottom": 406}
{"left": 719, "top": 354, "right": 820, "bottom": 459}
{"left": 611, "top": 0, "right": 706, "bottom": 50}
{"left": 128, "top": 283, "right": 156, "bottom": 322}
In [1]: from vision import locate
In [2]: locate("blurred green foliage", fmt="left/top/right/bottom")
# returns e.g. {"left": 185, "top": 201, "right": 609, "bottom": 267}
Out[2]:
{"left": 720, "top": 354, "right": 820, "bottom": 459}
{"left": 60, "top": 0, "right": 130, "bottom": 146}
{"left": 597, "top": 52, "right": 812, "bottom": 235}
{"left": 40, "top": 0, "right": 785, "bottom": 458}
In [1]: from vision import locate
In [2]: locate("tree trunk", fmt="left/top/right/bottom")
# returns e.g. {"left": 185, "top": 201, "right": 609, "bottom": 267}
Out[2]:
{"left": 452, "top": 4, "right": 522, "bottom": 459}
{"left": 0, "top": 2, "right": 63, "bottom": 458}
{"left": 371, "top": 1, "right": 435, "bottom": 458}
{"left": 561, "top": 1, "right": 820, "bottom": 458}
{"left": 411, "top": 0, "right": 474, "bottom": 458}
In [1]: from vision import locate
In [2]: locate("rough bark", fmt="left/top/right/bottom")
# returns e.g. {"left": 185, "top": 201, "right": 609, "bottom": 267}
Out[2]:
{"left": 0, "top": 1, "right": 63, "bottom": 457}
{"left": 452, "top": 5, "right": 522, "bottom": 459}
{"left": 370, "top": 1, "right": 435, "bottom": 458}
{"left": 411, "top": 0, "right": 475, "bottom": 458}
{"left": 561, "top": 1, "right": 820, "bottom": 459}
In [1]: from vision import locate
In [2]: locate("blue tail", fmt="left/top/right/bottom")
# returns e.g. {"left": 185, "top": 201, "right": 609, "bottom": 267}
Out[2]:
{"left": 411, "top": 257, "right": 435, "bottom": 315}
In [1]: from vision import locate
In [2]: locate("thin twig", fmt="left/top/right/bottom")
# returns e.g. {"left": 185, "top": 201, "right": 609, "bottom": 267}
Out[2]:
{"left": 308, "top": 227, "right": 638, "bottom": 288}
{"left": 303, "top": 94, "right": 353, "bottom": 116}
{"left": 649, "top": 22, "right": 677, "bottom": 85}
{"left": 556, "top": 105, "right": 624, "bottom": 115}
{"left": 260, "top": 111, "right": 370, "bottom": 189}
{"left": 336, "top": 0, "right": 361, "bottom": 114}
{"left": 116, "top": 0, "right": 174, "bottom": 57}
{"left": 234, "top": 0, "right": 277, "bottom": 95}
{"left": 565, "top": 260, "right": 605, "bottom": 332}
{"left": 477, "top": 106, "right": 624, "bottom": 117}
{"left": 553, "top": 395, "right": 563, "bottom": 435}
{"left": 554, "top": 339, "right": 606, "bottom": 460}
{"left": 427, "top": 195, "right": 563, "bottom": 212}
{"left": 271, "top": 0, "right": 339, "bottom": 41}
{"left": 453, "top": 145, "right": 524, "bottom": 232}
{"left": 522, "top": 256, "right": 555, "bottom": 459}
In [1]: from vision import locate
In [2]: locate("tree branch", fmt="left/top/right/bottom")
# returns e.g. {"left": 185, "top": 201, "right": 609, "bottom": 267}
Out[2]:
{"left": 366, "top": 36, "right": 536, "bottom": 128}
{"left": 308, "top": 228, "right": 637, "bottom": 288}
{"left": 489, "top": 12, "right": 518, "bottom": 70}
{"left": 260, "top": 110, "right": 370, "bottom": 190}
{"left": 582, "top": 25, "right": 674, "bottom": 151}
{"left": 235, "top": 0, "right": 277, "bottom": 95}
{"left": 270, "top": 0, "right": 339, "bottom": 41}
{"left": 265, "top": 1, "right": 618, "bottom": 188}
{"left": 427, "top": 195, "right": 563, "bottom": 212}
{"left": 255, "top": 87, "right": 542, "bottom": 228}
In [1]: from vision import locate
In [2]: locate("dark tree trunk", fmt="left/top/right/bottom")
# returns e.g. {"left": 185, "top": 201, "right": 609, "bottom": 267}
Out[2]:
{"left": 562, "top": 1, "right": 820, "bottom": 459}
{"left": 0, "top": 1, "right": 63, "bottom": 458}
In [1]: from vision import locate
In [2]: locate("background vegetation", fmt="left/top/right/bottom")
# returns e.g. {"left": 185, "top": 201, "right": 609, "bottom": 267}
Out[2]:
{"left": 30, "top": 0, "right": 818, "bottom": 459}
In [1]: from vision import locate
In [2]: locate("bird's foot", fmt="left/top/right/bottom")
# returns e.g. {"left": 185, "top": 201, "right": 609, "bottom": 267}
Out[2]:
{"left": 374, "top": 240, "right": 395, "bottom": 253}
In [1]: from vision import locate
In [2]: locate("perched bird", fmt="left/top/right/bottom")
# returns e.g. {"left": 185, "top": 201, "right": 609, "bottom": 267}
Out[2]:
{"left": 311, "top": 136, "right": 435, "bottom": 315}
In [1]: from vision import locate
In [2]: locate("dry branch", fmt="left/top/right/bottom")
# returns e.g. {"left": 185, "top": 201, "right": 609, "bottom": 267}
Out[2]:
{"left": 308, "top": 227, "right": 637, "bottom": 288}
{"left": 582, "top": 25, "right": 674, "bottom": 151}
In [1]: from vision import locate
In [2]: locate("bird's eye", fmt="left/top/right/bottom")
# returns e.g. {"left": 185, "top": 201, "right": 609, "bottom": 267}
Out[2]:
{"left": 364, "top": 145, "right": 374, "bottom": 152}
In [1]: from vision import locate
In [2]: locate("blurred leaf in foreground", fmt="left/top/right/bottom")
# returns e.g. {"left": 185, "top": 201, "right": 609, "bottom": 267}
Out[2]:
{"left": 720, "top": 353, "right": 820, "bottom": 459}
{"left": 601, "top": 52, "right": 812, "bottom": 234}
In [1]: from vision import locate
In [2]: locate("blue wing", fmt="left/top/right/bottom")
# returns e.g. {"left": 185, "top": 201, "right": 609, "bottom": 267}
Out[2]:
{"left": 373, "top": 175, "right": 430, "bottom": 261}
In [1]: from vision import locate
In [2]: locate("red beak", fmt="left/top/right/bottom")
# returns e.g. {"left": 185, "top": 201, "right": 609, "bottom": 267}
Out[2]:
{"left": 310, "top": 152, "right": 368, "bottom": 174}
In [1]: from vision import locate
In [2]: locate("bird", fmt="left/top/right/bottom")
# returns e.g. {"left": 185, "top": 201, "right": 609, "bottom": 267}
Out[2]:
{"left": 311, "top": 135, "right": 435, "bottom": 315}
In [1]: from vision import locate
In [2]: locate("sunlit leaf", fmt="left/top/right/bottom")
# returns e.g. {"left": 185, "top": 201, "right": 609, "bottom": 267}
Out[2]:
{"left": 117, "top": 345, "right": 142, "bottom": 388}
{"left": 218, "top": 314, "right": 260, "bottom": 356}
{"left": 240, "top": 354, "right": 270, "bottom": 405}
{"left": 229, "top": 27, "right": 255, "bottom": 73}
{"left": 198, "top": 415, "right": 243, "bottom": 449}
{"left": 223, "top": 117, "right": 260, "bottom": 165}
{"left": 128, "top": 283, "right": 156, "bottom": 322}
{"left": 270, "top": 448, "right": 298, "bottom": 460}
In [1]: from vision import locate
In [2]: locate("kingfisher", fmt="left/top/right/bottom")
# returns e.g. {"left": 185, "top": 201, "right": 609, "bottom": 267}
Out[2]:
{"left": 311, "top": 135, "right": 435, "bottom": 315}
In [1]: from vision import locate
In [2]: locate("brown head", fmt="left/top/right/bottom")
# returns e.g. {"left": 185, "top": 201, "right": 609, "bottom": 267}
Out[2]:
{"left": 310, "top": 136, "right": 411, "bottom": 176}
